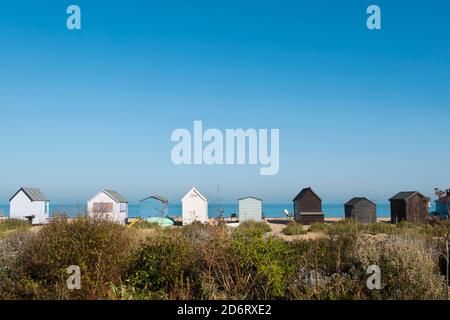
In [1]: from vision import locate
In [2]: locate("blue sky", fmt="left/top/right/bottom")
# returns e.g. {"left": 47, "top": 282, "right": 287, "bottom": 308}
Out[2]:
{"left": 0, "top": 0, "right": 449, "bottom": 204}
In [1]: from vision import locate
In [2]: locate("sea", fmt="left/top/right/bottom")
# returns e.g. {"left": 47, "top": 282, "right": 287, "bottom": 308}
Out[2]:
{"left": 0, "top": 203, "right": 423, "bottom": 219}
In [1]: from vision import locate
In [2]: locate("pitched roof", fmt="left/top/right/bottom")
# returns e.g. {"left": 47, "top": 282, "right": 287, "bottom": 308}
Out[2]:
{"left": 345, "top": 197, "right": 376, "bottom": 207}
{"left": 140, "top": 195, "right": 169, "bottom": 203}
{"left": 389, "top": 191, "right": 425, "bottom": 201}
{"left": 103, "top": 189, "right": 128, "bottom": 203}
{"left": 9, "top": 187, "right": 49, "bottom": 202}
{"left": 293, "top": 187, "right": 322, "bottom": 202}
{"left": 181, "top": 187, "right": 207, "bottom": 203}
{"left": 238, "top": 196, "right": 262, "bottom": 201}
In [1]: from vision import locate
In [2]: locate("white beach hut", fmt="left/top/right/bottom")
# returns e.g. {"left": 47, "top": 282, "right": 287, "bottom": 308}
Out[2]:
{"left": 181, "top": 187, "right": 208, "bottom": 225}
{"left": 238, "top": 196, "right": 263, "bottom": 222}
{"left": 87, "top": 189, "right": 128, "bottom": 224}
{"left": 9, "top": 187, "right": 50, "bottom": 225}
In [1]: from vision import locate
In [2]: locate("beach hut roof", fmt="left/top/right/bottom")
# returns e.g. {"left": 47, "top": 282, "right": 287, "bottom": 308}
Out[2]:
{"left": 181, "top": 187, "right": 207, "bottom": 202}
{"left": 293, "top": 187, "right": 321, "bottom": 202}
{"left": 345, "top": 197, "right": 376, "bottom": 207}
{"left": 238, "top": 196, "right": 262, "bottom": 201}
{"left": 389, "top": 191, "right": 425, "bottom": 201}
{"left": 140, "top": 195, "right": 169, "bottom": 203}
{"left": 9, "top": 187, "right": 49, "bottom": 202}
{"left": 102, "top": 189, "right": 128, "bottom": 203}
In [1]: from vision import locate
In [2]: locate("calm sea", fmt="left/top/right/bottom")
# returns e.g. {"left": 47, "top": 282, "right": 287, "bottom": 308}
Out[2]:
{"left": 0, "top": 203, "right": 414, "bottom": 219}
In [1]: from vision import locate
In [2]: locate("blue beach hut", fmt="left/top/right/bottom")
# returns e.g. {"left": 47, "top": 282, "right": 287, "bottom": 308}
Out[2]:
{"left": 435, "top": 196, "right": 449, "bottom": 219}
{"left": 139, "top": 195, "right": 169, "bottom": 218}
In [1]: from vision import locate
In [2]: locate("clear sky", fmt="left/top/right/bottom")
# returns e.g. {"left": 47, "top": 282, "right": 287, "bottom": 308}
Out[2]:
{"left": 0, "top": 1, "right": 449, "bottom": 204}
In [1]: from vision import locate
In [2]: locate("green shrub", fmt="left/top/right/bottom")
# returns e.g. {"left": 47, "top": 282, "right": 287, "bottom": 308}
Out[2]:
{"left": 0, "top": 216, "right": 133, "bottom": 299}
{"left": 126, "top": 230, "right": 201, "bottom": 299}
{"left": 228, "top": 222, "right": 293, "bottom": 298}
{"left": 283, "top": 222, "right": 307, "bottom": 235}
{"left": 308, "top": 222, "right": 329, "bottom": 233}
{"left": 131, "top": 220, "right": 161, "bottom": 230}
{"left": 234, "top": 221, "right": 271, "bottom": 238}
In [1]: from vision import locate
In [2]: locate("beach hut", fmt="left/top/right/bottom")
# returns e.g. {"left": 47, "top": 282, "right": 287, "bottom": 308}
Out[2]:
{"left": 181, "top": 187, "right": 208, "bottom": 225}
{"left": 87, "top": 189, "right": 128, "bottom": 224}
{"left": 140, "top": 195, "right": 169, "bottom": 217}
{"left": 9, "top": 187, "right": 50, "bottom": 225}
{"left": 344, "top": 197, "right": 377, "bottom": 223}
{"left": 389, "top": 191, "right": 429, "bottom": 223}
{"left": 238, "top": 196, "right": 262, "bottom": 222}
{"left": 435, "top": 195, "right": 449, "bottom": 219}
{"left": 293, "top": 187, "right": 324, "bottom": 224}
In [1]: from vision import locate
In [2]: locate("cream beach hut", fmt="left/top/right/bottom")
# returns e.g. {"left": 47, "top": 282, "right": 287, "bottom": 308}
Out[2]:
{"left": 87, "top": 189, "right": 128, "bottom": 224}
{"left": 181, "top": 187, "right": 208, "bottom": 225}
{"left": 9, "top": 187, "right": 50, "bottom": 225}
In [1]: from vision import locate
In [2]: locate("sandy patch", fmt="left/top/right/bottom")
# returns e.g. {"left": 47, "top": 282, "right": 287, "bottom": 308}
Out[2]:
{"left": 265, "top": 218, "right": 328, "bottom": 241}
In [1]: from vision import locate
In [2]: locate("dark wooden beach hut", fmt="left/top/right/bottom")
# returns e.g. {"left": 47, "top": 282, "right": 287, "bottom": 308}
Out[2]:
{"left": 389, "top": 191, "right": 429, "bottom": 223}
{"left": 293, "top": 187, "right": 324, "bottom": 224}
{"left": 344, "top": 197, "right": 377, "bottom": 223}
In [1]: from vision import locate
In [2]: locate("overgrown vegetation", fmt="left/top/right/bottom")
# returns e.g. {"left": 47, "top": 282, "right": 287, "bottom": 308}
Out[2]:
{"left": 0, "top": 217, "right": 448, "bottom": 300}
{"left": 0, "top": 219, "right": 31, "bottom": 240}
{"left": 309, "top": 219, "right": 450, "bottom": 238}
{"left": 233, "top": 221, "right": 271, "bottom": 237}
{"left": 0, "top": 217, "right": 134, "bottom": 299}
{"left": 130, "top": 220, "right": 161, "bottom": 230}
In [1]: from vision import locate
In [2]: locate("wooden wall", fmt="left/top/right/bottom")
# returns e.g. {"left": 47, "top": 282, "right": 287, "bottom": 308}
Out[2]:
{"left": 391, "top": 194, "right": 428, "bottom": 223}
{"left": 345, "top": 199, "right": 376, "bottom": 223}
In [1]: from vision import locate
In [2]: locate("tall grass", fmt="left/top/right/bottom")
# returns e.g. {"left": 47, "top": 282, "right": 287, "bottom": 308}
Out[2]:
{"left": 0, "top": 219, "right": 30, "bottom": 240}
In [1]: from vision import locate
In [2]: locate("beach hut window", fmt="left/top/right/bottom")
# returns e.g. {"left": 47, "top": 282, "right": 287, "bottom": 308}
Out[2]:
{"left": 93, "top": 202, "right": 113, "bottom": 213}
{"left": 120, "top": 203, "right": 127, "bottom": 212}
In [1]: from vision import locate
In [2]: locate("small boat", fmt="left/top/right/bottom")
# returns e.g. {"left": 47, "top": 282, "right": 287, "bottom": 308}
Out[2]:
{"left": 146, "top": 216, "right": 174, "bottom": 227}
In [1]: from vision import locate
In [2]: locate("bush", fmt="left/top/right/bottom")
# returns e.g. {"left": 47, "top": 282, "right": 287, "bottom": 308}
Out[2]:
{"left": 308, "top": 222, "right": 329, "bottom": 233}
{"left": 0, "top": 216, "right": 134, "bottom": 299}
{"left": 286, "top": 231, "right": 447, "bottom": 300}
{"left": 125, "top": 229, "right": 202, "bottom": 299}
{"left": 227, "top": 233, "right": 294, "bottom": 298}
{"left": 125, "top": 222, "right": 293, "bottom": 300}
{"left": 0, "top": 233, "right": 32, "bottom": 299}
{"left": 351, "top": 235, "right": 446, "bottom": 299}
{"left": 283, "top": 222, "right": 306, "bottom": 235}
{"left": 131, "top": 220, "right": 161, "bottom": 230}
{"left": 234, "top": 221, "right": 271, "bottom": 238}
